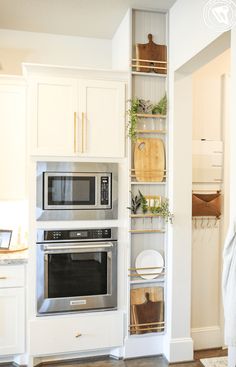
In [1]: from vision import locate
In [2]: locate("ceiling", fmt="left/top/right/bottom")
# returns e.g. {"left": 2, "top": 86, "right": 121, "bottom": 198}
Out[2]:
{"left": 0, "top": 0, "right": 177, "bottom": 39}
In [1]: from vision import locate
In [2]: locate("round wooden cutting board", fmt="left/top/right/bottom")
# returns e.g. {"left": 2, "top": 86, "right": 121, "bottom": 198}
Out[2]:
{"left": 134, "top": 138, "right": 165, "bottom": 182}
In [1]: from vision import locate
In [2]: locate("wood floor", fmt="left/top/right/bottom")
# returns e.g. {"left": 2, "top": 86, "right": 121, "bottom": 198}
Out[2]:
{"left": 38, "top": 348, "right": 227, "bottom": 367}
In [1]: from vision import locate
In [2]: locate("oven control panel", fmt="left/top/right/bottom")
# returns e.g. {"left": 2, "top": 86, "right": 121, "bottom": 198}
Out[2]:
{"left": 43, "top": 228, "right": 112, "bottom": 242}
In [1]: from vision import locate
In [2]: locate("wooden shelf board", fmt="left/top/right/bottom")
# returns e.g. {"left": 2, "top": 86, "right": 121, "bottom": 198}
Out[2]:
{"left": 136, "top": 130, "right": 167, "bottom": 134}
{"left": 130, "top": 229, "right": 165, "bottom": 234}
{"left": 130, "top": 214, "right": 161, "bottom": 218}
{"left": 130, "top": 278, "right": 165, "bottom": 285}
{"left": 136, "top": 113, "right": 166, "bottom": 119}
{"left": 128, "top": 331, "right": 165, "bottom": 338}
{"left": 132, "top": 71, "right": 167, "bottom": 78}
{"left": 131, "top": 181, "right": 166, "bottom": 185}
{"left": 0, "top": 247, "right": 28, "bottom": 254}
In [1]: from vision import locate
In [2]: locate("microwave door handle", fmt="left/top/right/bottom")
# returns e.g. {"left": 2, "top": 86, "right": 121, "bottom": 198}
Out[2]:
{"left": 44, "top": 243, "right": 113, "bottom": 252}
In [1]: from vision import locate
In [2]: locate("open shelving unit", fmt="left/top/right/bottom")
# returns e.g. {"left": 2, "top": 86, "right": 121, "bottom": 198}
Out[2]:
{"left": 127, "top": 8, "right": 168, "bottom": 347}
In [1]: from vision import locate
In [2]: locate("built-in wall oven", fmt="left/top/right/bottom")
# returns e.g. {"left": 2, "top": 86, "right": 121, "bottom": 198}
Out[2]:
{"left": 36, "top": 228, "right": 117, "bottom": 315}
{"left": 36, "top": 162, "right": 118, "bottom": 221}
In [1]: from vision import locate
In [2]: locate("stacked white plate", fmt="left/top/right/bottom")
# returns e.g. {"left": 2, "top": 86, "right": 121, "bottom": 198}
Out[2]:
{"left": 135, "top": 250, "right": 164, "bottom": 279}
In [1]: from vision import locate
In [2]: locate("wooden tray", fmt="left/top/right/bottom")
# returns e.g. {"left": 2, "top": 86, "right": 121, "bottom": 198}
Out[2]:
{"left": 134, "top": 138, "right": 165, "bottom": 182}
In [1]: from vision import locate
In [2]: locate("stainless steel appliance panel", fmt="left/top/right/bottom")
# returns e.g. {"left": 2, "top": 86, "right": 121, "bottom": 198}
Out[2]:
{"left": 36, "top": 228, "right": 117, "bottom": 315}
{"left": 36, "top": 162, "right": 118, "bottom": 221}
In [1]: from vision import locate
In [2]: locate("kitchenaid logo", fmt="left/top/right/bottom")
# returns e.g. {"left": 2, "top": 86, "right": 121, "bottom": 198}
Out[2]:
{"left": 203, "top": 0, "right": 236, "bottom": 31}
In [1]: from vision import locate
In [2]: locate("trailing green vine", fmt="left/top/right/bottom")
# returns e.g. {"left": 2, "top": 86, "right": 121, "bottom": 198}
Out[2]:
{"left": 127, "top": 98, "right": 140, "bottom": 142}
{"left": 127, "top": 95, "right": 167, "bottom": 142}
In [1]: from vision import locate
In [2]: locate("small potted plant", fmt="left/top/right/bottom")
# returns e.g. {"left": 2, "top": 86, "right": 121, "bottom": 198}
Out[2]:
{"left": 127, "top": 191, "right": 141, "bottom": 214}
{"left": 155, "top": 198, "right": 173, "bottom": 223}
{"left": 127, "top": 96, "right": 167, "bottom": 142}
{"left": 139, "top": 190, "right": 148, "bottom": 214}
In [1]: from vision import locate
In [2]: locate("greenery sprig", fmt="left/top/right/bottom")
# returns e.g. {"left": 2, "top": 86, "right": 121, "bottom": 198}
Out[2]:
{"left": 152, "top": 198, "right": 173, "bottom": 223}
{"left": 127, "top": 95, "right": 167, "bottom": 142}
{"left": 139, "top": 190, "right": 148, "bottom": 214}
{"left": 127, "top": 191, "right": 141, "bottom": 214}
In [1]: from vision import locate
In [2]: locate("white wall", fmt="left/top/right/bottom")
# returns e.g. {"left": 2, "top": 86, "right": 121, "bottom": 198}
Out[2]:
{"left": 169, "top": 0, "right": 226, "bottom": 71}
{"left": 0, "top": 29, "right": 112, "bottom": 74}
{"left": 164, "top": 71, "right": 194, "bottom": 363}
{"left": 112, "top": 9, "right": 130, "bottom": 70}
{"left": 192, "top": 50, "right": 230, "bottom": 140}
{"left": 168, "top": 0, "right": 231, "bottom": 361}
{"left": 229, "top": 28, "right": 236, "bottom": 222}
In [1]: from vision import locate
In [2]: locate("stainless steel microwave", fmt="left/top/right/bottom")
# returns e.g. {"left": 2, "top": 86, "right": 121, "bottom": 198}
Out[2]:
{"left": 36, "top": 162, "right": 118, "bottom": 221}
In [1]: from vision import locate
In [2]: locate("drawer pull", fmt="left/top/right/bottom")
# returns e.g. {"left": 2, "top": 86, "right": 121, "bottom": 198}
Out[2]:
{"left": 0, "top": 276, "right": 7, "bottom": 280}
{"left": 75, "top": 333, "right": 82, "bottom": 338}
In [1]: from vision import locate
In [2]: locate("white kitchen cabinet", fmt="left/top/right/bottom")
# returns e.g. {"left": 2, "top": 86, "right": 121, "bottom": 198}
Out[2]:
{"left": 0, "top": 79, "right": 26, "bottom": 199}
{"left": 0, "top": 265, "right": 25, "bottom": 356}
{"left": 29, "top": 310, "right": 123, "bottom": 356}
{"left": 29, "top": 77, "right": 78, "bottom": 156}
{"left": 29, "top": 76, "right": 125, "bottom": 158}
{"left": 79, "top": 79, "right": 125, "bottom": 157}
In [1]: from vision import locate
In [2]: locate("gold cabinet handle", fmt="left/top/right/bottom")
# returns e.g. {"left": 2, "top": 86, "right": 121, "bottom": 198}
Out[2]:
{"left": 74, "top": 112, "right": 77, "bottom": 153}
{"left": 82, "top": 112, "right": 85, "bottom": 153}
{"left": 0, "top": 276, "right": 7, "bottom": 280}
{"left": 75, "top": 333, "right": 82, "bottom": 338}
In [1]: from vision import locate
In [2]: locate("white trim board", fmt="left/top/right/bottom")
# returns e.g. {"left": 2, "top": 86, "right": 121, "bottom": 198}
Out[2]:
{"left": 191, "top": 326, "right": 223, "bottom": 350}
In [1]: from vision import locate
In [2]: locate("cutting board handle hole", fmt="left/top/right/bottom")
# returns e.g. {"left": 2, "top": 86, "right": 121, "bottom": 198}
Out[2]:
{"left": 138, "top": 142, "right": 146, "bottom": 151}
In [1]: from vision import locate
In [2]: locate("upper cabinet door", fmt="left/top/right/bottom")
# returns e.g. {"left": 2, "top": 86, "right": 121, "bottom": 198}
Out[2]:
{"left": 29, "top": 77, "right": 78, "bottom": 156}
{"left": 79, "top": 79, "right": 125, "bottom": 158}
{"left": 0, "top": 83, "right": 26, "bottom": 199}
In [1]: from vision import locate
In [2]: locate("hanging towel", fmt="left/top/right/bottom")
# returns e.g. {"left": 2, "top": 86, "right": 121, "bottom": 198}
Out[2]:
{"left": 222, "top": 222, "right": 236, "bottom": 346}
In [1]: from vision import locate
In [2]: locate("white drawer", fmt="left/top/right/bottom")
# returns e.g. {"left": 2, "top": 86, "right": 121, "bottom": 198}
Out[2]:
{"left": 29, "top": 311, "right": 123, "bottom": 356}
{"left": 0, "top": 265, "right": 25, "bottom": 288}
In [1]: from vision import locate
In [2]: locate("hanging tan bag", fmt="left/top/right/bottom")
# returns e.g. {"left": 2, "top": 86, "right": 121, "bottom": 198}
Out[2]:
{"left": 192, "top": 193, "right": 221, "bottom": 218}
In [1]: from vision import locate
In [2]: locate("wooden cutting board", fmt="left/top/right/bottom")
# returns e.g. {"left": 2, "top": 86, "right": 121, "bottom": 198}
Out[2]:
{"left": 130, "top": 287, "right": 163, "bottom": 306}
{"left": 136, "top": 34, "right": 167, "bottom": 74}
{"left": 132, "top": 294, "right": 164, "bottom": 334}
{"left": 134, "top": 138, "right": 165, "bottom": 182}
{"left": 130, "top": 287, "right": 164, "bottom": 335}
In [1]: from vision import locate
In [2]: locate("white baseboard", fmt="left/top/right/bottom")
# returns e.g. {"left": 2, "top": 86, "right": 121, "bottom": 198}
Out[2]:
{"left": 163, "top": 336, "right": 194, "bottom": 363}
{"left": 124, "top": 334, "right": 163, "bottom": 359}
{"left": 191, "top": 326, "right": 223, "bottom": 350}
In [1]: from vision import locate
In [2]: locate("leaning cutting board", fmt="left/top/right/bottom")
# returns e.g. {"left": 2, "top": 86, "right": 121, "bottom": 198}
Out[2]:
{"left": 136, "top": 34, "right": 167, "bottom": 74}
{"left": 134, "top": 138, "right": 165, "bottom": 182}
{"left": 130, "top": 287, "right": 164, "bottom": 335}
{"left": 132, "top": 293, "right": 164, "bottom": 334}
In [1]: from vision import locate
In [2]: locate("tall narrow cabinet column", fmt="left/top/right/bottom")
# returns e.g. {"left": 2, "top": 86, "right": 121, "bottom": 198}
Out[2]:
{"left": 125, "top": 8, "right": 169, "bottom": 358}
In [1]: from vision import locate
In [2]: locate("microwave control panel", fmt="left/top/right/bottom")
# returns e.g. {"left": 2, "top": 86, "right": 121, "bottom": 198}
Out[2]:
{"left": 101, "top": 176, "right": 110, "bottom": 205}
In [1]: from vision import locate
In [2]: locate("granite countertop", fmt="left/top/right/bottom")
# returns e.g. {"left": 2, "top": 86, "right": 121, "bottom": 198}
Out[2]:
{"left": 0, "top": 249, "right": 28, "bottom": 265}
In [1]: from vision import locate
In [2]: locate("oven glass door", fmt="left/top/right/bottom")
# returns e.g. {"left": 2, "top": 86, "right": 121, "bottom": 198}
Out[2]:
{"left": 44, "top": 173, "right": 96, "bottom": 209}
{"left": 47, "top": 251, "right": 108, "bottom": 298}
{"left": 37, "top": 242, "right": 117, "bottom": 314}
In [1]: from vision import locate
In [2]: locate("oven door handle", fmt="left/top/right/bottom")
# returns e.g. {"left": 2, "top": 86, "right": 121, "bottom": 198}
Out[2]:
{"left": 44, "top": 243, "right": 113, "bottom": 251}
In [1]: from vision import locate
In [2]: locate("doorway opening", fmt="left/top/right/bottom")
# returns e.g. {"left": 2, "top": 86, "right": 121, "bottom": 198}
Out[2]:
{"left": 174, "top": 31, "right": 231, "bottom": 351}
